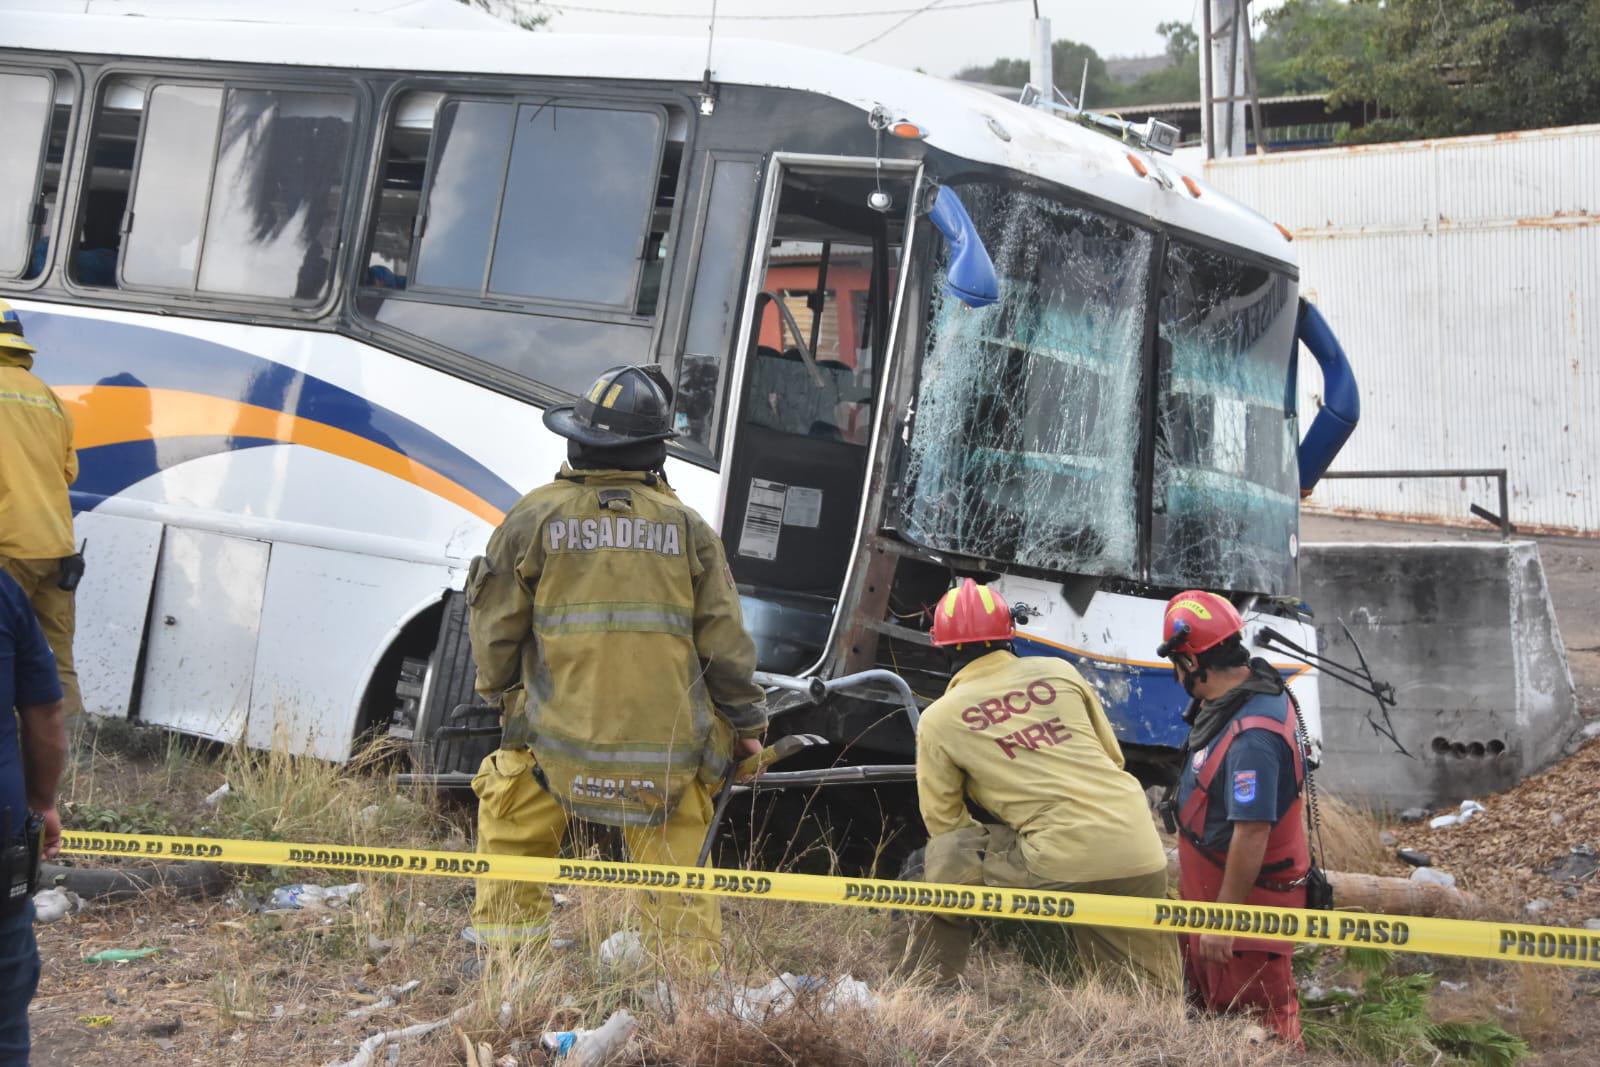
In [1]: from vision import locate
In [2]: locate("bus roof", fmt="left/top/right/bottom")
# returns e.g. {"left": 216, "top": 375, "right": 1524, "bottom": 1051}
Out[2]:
{"left": 3, "top": 2, "right": 1295, "bottom": 268}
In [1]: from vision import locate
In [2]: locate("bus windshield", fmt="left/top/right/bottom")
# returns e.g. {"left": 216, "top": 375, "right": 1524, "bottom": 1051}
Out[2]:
{"left": 898, "top": 181, "right": 1300, "bottom": 595}
{"left": 899, "top": 182, "right": 1152, "bottom": 578}
{"left": 1150, "top": 241, "right": 1299, "bottom": 594}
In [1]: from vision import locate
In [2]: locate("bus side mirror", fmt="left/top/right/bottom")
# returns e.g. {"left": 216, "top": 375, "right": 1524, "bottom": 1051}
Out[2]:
{"left": 927, "top": 186, "right": 999, "bottom": 309}
{"left": 1296, "top": 299, "right": 1360, "bottom": 492}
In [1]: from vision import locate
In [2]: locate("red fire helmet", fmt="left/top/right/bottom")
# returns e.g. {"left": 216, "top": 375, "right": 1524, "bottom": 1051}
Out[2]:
{"left": 930, "top": 578, "right": 1015, "bottom": 647}
{"left": 1158, "top": 590, "right": 1245, "bottom": 657}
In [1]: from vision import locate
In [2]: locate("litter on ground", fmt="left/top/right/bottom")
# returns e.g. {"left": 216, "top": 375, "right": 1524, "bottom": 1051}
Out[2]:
{"left": 1409, "top": 867, "right": 1456, "bottom": 889}
{"left": 539, "top": 1009, "right": 637, "bottom": 1065}
{"left": 596, "top": 930, "right": 645, "bottom": 970}
{"left": 83, "top": 947, "right": 161, "bottom": 964}
{"left": 270, "top": 883, "right": 363, "bottom": 909}
{"left": 33, "top": 886, "right": 86, "bottom": 923}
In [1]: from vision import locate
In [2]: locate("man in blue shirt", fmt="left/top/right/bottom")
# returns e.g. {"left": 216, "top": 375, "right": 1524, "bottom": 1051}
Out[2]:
{"left": 1160, "top": 590, "right": 1309, "bottom": 1046}
{"left": 0, "top": 569, "right": 67, "bottom": 1066}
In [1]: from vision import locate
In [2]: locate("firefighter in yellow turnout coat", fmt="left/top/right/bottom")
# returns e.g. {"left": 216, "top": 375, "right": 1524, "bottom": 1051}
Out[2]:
{"left": 896, "top": 580, "right": 1181, "bottom": 992}
{"left": 0, "top": 301, "right": 80, "bottom": 720}
{"left": 466, "top": 366, "right": 766, "bottom": 964}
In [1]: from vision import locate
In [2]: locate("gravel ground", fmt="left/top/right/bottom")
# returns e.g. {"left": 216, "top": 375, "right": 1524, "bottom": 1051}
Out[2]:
{"left": 1393, "top": 739, "right": 1600, "bottom": 928}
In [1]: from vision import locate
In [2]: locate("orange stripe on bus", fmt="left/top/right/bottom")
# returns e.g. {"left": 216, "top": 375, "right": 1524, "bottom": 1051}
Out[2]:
{"left": 54, "top": 384, "right": 506, "bottom": 525}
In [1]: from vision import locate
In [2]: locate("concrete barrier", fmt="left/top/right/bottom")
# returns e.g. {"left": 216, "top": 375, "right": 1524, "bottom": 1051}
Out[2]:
{"left": 1298, "top": 541, "right": 1579, "bottom": 809}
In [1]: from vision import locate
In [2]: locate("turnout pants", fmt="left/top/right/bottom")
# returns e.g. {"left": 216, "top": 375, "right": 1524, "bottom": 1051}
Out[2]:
{"left": 0, "top": 556, "right": 78, "bottom": 720}
{"left": 893, "top": 823, "right": 1182, "bottom": 994}
{"left": 1183, "top": 943, "right": 1302, "bottom": 1046}
{"left": 471, "top": 747, "right": 720, "bottom": 968}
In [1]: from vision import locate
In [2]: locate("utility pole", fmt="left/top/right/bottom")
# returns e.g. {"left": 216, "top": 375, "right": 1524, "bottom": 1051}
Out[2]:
{"left": 1029, "top": 14, "right": 1053, "bottom": 105}
{"left": 1201, "top": 0, "right": 1250, "bottom": 158}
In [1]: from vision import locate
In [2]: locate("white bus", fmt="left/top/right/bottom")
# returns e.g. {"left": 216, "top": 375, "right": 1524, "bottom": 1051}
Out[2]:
{"left": 1, "top": 1, "right": 1357, "bottom": 785}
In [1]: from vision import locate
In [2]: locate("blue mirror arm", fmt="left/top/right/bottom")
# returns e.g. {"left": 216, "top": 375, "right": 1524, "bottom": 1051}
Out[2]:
{"left": 928, "top": 186, "right": 999, "bottom": 309}
{"left": 1296, "top": 299, "right": 1360, "bottom": 493}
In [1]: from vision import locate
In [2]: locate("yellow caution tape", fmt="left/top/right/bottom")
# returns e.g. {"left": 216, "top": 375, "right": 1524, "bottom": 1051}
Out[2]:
{"left": 60, "top": 831, "right": 1600, "bottom": 970}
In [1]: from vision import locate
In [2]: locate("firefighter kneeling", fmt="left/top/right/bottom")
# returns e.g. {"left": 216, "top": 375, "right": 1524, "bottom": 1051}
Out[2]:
{"left": 893, "top": 579, "right": 1181, "bottom": 993}
{"left": 464, "top": 366, "right": 766, "bottom": 967}
{"left": 1158, "top": 591, "right": 1310, "bottom": 1047}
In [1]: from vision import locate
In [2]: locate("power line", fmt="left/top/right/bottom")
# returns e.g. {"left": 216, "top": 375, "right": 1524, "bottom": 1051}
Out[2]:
{"left": 846, "top": 0, "right": 949, "bottom": 54}
{"left": 538, "top": 0, "right": 1020, "bottom": 21}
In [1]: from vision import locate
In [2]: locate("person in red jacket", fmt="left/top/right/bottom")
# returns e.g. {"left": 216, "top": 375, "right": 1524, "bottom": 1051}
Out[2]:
{"left": 1159, "top": 591, "right": 1308, "bottom": 1047}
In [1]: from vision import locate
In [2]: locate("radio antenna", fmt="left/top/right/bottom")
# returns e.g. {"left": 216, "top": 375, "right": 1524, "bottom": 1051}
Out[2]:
{"left": 697, "top": 0, "right": 720, "bottom": 115}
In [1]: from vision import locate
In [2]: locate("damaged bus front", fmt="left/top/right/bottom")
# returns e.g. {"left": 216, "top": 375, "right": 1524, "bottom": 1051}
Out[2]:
{"left": 733, "top": 161, "right": 1358, "bottom": 786}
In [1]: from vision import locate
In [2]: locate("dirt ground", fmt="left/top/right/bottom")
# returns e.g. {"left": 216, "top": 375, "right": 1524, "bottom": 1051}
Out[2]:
{"left": 22, "top": 513, "right": 1600, "bottom": 1066}
{"left": 30, "top": 887, "right": 481, "bottom": 1066}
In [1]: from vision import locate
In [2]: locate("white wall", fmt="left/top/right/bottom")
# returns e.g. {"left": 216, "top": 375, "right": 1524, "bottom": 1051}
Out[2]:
{"left": 1206, "top": 125, "right": 1600, "bottom": 535}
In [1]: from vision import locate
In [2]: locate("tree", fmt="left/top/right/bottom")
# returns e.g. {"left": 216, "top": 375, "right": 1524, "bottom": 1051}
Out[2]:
{"left": 955, "top": 38, "right": 1114, "bottom": 107}
{"left": 1254, "top": 0, "right": 1358, "bottom": 97}
{"left": 1264, "top": 0, "right": 1600, "bottom": 142}
{"left": 458, "top": 0, "right": 551, "bottom": 31}
{"left": 1157, "top": 19, "right": 1198, "bottom": 66}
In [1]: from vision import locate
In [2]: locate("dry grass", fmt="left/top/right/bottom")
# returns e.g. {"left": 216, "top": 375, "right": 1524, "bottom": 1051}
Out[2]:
{"left": 1434, "top": 963, "right": 1578, "bottom": 1052}
{"left": 213, "top": 735, "right": 457, "bottom": 850}
{"left": 31, "top": 723, "right": 1574, "bottom": 1066}
{"left": 1313, "top": 796, "right": 1391, "bottom": 876}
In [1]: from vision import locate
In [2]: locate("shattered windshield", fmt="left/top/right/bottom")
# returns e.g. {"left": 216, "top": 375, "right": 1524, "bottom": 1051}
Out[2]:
{"left": 898, "top": 184, "right": 1152, "bottom": 575}
{"left": 1150, "top": 241, "right": 1299, "bottom": 594}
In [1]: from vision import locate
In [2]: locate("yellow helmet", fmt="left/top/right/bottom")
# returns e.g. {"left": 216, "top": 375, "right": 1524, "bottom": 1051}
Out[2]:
{"left": 0, "top": 299, "right": 37, "bottom": 354}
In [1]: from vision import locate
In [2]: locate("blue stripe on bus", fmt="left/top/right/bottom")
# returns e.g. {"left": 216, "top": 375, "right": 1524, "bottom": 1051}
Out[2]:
{"left": 71, "top": 435, "right": 278, "bottom": 506}
{"left": 24, "top": 310, "right": 523, "bottom": 514}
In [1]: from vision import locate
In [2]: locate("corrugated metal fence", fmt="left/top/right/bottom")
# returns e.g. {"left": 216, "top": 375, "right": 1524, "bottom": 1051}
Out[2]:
{"left": 1206, "top": 125, "right": 1600, "bottom": 536}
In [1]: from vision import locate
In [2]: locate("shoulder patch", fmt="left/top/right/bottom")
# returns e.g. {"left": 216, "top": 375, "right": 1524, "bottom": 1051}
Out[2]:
{"left": 1232, "top": 770, "right": 1258, "bottom": 804}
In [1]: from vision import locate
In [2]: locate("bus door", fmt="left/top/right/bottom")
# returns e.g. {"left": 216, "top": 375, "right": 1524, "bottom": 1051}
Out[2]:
{"left": 718, "top": 158, "right": 918, "bottom": 673}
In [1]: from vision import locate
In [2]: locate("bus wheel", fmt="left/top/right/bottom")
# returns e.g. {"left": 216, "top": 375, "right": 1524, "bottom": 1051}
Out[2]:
{"left": 408, "top": 591, "right": 495, "bottom": 776}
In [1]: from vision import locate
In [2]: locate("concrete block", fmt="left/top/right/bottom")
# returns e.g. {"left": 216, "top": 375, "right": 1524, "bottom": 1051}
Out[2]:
{"left": 1298, "top": 541, "right": 1579, "bottom": 809}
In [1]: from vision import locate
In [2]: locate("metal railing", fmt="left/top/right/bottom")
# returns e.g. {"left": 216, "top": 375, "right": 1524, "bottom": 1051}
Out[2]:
{"left": 1317, "top": 468, "right": 1513, "bottom": 541}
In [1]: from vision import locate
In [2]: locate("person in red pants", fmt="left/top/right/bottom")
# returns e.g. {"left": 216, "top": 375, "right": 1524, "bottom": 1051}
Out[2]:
{"left": 1158, "top": 591, "right": 1309, "bottom": 1047}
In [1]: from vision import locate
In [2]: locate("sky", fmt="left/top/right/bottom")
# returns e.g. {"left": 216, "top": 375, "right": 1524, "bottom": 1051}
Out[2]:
{"left": 532, "top": 0, "right": 1253, "bottom": 79}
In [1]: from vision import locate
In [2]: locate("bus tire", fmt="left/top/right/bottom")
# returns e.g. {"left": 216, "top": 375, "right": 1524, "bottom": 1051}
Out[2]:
{"left": 410, "top": 591, "right": 491, "bottom": 775}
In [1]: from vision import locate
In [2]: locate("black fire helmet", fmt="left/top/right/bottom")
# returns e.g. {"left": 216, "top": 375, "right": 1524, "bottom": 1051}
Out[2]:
{"left": 543, "top": 365, "right": 679, "bottom": 447}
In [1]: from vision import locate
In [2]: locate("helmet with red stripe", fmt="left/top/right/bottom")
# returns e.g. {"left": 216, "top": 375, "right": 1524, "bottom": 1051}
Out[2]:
{"left": 930, "top": 578, "right": 1014, "bottom": 647}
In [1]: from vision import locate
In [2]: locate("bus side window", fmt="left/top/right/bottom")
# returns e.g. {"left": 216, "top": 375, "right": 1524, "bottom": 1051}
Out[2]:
{"left": 363, "top": 91, "right": 443, "bottom": 291}
{"left": 674, "top": 157, "right": 760, "bottom": 454}
{"left": 71, "top": 75, "right": 146, "bottom": 288}
{"left": 74, "top": 75, "right": 356, "bottom": 302}
{"left": 636, "top": 113, "right": 686, "bottom": 317}
{"left": 119, "top": 84, "right": 224, "bottom": 290}
{"left": 0, "top": 69, "right": 74, "bottom": 284}
{"left": 357, "top": 90, "right": 685, "bottom": 398}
